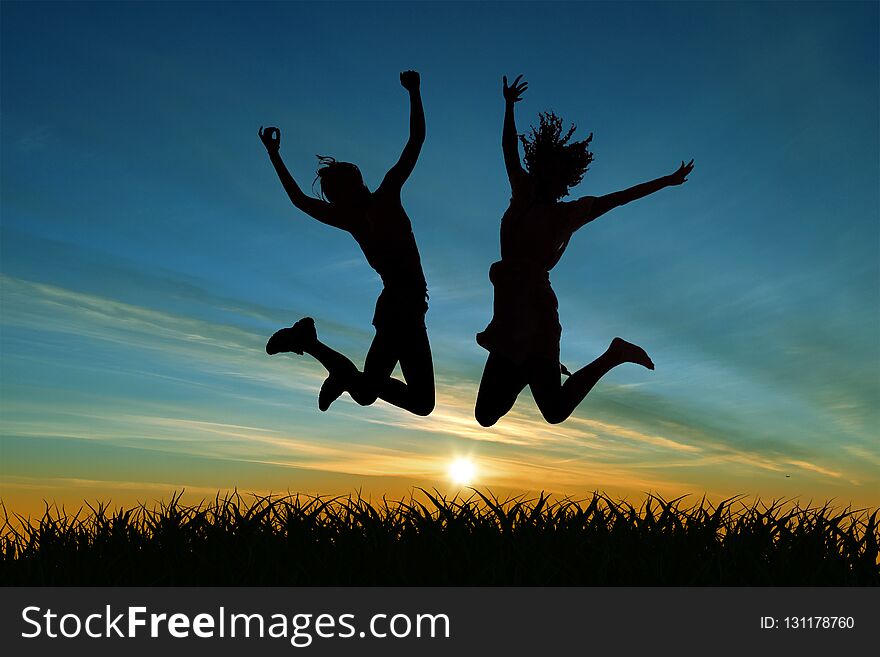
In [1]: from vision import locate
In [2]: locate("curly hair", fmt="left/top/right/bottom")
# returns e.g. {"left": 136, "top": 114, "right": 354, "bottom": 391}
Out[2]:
{"left": 520, "top": 111, "right": 594, "bottom": 201}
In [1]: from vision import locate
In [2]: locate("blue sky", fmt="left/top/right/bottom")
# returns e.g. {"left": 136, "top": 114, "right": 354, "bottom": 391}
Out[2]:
{"left": 1, "top": 1, "right": 878, "bottom": 513}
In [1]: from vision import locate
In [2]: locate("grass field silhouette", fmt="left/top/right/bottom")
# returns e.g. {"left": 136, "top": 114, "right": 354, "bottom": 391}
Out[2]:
{"left": 2, "top": 490, "right": 877, "bottom": 585}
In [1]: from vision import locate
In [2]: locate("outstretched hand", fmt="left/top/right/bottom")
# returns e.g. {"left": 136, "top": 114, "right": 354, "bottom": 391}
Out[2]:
{"left": 503, "top": 74, "right": 528, "bottom": 103}
{"left": 259, "top": 126, "right": 280, "bottom": 153}
{"left": 668, "top": 159, "right": 694, "bottom": 185}
{"left": 400, "top": 70, "right": 420, "bottom": 91}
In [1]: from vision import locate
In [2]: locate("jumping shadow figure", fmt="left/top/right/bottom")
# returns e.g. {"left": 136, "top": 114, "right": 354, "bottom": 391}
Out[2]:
{"left": 259, "top": 70, "right": 435, "bottom": 416}
{"left": 474, "top": 74, "right": 694, "bottom": 427}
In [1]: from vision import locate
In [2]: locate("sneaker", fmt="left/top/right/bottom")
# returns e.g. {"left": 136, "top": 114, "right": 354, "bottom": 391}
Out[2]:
{"left": 266, "top": 317, "right": 316, "bottom": 355}
{"left": 318, "top": 358, "right": 358, "bottom": 411}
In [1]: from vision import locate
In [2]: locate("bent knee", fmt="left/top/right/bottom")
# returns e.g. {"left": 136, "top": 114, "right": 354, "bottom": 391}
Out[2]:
{"left": 539, "top": 407, "right": 568, "bottom": 425}
{"left": 475, "top": 408, "right": 500, "bottom": 428}
{"left": 410, "top": 392, "right": 435, "bottom": 417}
{"left": 412, "top": 400, "right": 435, "bottom": 417}
{"left": 352, "top": 391, "right": 378, "bottom": 407}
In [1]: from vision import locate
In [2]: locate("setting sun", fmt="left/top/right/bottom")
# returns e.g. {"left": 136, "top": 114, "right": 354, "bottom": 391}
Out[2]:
{"left": 449, "top": 458, "right": 476, "bottom": 486}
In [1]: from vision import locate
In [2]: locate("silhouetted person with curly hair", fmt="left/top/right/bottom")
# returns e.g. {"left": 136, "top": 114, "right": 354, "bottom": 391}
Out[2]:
{"left": 475, "top": 74, "right": 694, "bottom": 427}
{"left": 259, "top": 71, "right": 434, "bottom": 417}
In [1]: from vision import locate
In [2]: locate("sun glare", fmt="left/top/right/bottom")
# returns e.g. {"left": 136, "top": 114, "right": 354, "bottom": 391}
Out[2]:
{"left": 449, "top": 458, "right": 476, "bottom": 486}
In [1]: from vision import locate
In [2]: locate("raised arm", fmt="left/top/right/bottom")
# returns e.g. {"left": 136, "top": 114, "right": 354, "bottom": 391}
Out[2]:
{"left": 570, "top": 159, "right": 694, "bottom": 231}
{"left": 258, "top": 126, "right": 346, "bottom": 229}
{"left": 379, "top": 70, "right": 425, "bottom": 192}
{"left": 502, "top": 74, "right": 528, "bottom": 193}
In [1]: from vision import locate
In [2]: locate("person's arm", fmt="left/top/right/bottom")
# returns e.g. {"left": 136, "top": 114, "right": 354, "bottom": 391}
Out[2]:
{"left": 258, "top": 126, "right": 346, "bottom": 228}
{"left": 502, "top": 74, "right": 528, "bottom": 194}
{"left": 570, "top": 159, "right": 694, "bottom": 230}
{"left": 379, "top": 70, "right": 425, "bottom": 192}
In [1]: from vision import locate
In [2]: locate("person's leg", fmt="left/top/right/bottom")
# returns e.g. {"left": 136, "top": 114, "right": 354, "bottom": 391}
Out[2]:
{"left": 528, "top": 337, "right": 654, "bottom": 424}
{"left": 343, "top": 323, "right": 435, "bottom": 416}
{"left": 267, "top": 317, "right": 363, "bottom": 410}
{"left": 344, "top": 330, "right": 398, "bottom": 408}
{"left": 474, "top": 353, "right": 529, "bottom": 427}
{"left": 266, "top": 316, "right": 436, "bottom": 415}
{"left": 330, "top": 286, "right": 434, "bottom": 415}
{"left": 375, "top": 324, "right": 435, "bottom": 416}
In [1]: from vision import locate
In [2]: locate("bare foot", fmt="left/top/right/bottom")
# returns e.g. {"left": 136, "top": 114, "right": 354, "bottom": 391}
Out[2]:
{"left": 266, "top": 317, "right": 317, "bottom": 355}
{"left": 609, "top": 337, "right": 654, "bottom": 370}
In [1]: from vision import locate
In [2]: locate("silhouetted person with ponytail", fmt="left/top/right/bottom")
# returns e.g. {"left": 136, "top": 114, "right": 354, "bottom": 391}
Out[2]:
{"left": 259, "top": 70, "right": 434, "bottom": 417}
{"left": 475, "top": 74, "right": 694, "bottom": 427}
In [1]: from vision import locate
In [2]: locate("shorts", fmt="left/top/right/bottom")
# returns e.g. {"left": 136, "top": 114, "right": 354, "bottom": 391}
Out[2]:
{"left": 372, "top": 286, "right": 429, "bottom": 336}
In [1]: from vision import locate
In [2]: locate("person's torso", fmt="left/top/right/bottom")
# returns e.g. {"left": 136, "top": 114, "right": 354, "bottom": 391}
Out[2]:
{"left": 348, "top": 190, "right": 427, "bottom": 291}
{"left": 499, "top": 190, "right": 574, "bottom": 272}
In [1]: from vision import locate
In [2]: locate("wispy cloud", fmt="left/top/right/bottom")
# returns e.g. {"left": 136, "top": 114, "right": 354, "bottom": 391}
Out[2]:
{"left": 841, "top": 445, "right": 880, "bottom": 469}
{"left": 1, "top": 273, "right": 874, "bottom": 503}
{"left": 784, "top": 460, "right": 845, "bottom": 481}
{"left": 0, "top": 273, "right": 325, "bottom": 394}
